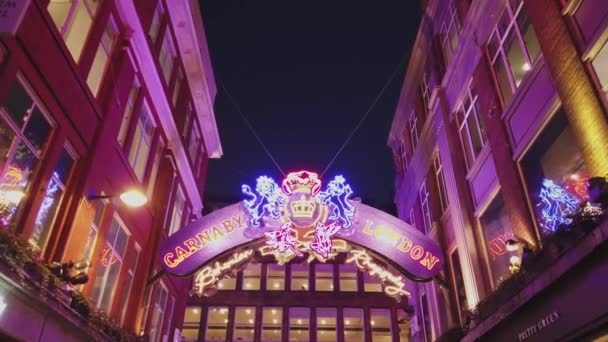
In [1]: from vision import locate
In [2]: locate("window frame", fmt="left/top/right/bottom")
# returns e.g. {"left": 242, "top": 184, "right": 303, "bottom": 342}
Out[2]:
{"left": 408, "top": 112, "right": 419, "bottom": 151}
{"left": 456, "top": 81, "right": 487, "bottom": 169}
{"left": 440, "top": 1, "right": 461, "bottom": 67}
{"left": 419, "top": 182, "right": 433, "bottom": 234}
{"left": 433, "top": 151, "right": 449, "bottom": 214}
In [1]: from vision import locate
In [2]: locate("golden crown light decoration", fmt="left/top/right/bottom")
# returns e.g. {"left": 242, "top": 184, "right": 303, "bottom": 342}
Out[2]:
{"left": 242, "top": 170, "right": 355, "bottom": 262}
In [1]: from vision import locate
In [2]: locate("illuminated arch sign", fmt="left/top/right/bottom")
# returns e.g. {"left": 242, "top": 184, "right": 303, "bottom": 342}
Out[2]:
{"left": 159, "top": 171, "right": 444, "bottom": 281}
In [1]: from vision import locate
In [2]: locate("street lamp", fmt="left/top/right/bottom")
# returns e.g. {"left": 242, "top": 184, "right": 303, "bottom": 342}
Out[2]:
{"left": 87, "top": 189, "right": 148, "bottom": 207}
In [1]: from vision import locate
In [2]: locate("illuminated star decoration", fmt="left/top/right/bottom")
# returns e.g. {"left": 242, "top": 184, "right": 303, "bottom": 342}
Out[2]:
{"left": 310, "top": 222, "right": 341, "bottom": 258}
{"left": 538, "top": 178, "right": 580, "bottom": 232}
{"left": 264, "top": 222, "right": 303, "bottom": 257}
{"left": 319, "top": 175, "right": 355, "bottom": 228}
{"left": 242, "top": 176, "right": 285, "bottom": 227}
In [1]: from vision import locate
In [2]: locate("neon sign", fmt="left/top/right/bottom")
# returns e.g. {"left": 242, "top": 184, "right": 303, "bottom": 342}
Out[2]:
{"left": 346, "top": 249, "right": 410, "bottom": 301}
{"left": 193, "top": 249, "right": 254, "bottom": 296}
{"left": 538, "top": 179, "right": 580, "bottom": 232}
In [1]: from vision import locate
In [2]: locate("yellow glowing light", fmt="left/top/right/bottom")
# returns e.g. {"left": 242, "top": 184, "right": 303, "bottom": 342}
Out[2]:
{"left": 345, "top": 319, "right": 350, "bottom": 325}
{"left": 297, "top": 319, "right": 302, "bottom": 324}
{"left": 193, "top": 250, "right": 254, "bottom": 295}
{"left": 245, "top": 283, "right": 251, "bottom": 289}
{"left": 273, "top": 282, "right": 279, "bottom": 289}
{"left": 272, "top": 309, "right": 277, "bottom": 314}
{"left": 321, "top": 319, "right": 326, "bottom": 325}
{"left": 0, "top": 190, "right": 24, "bottom": 204}
{"left": 119, "top": 189, "right": 148, "bottom": 207}
{"left": 273, "top": 319, "right": 278, "bottom": 324}
{"left": 248, "top": 319, "right": 253, "bottom": 324}
{"left": 522, "top": 62, "right": 531, "bottom": 71}
{"left": 346, "top": 249, "right": 411, "bottom": 300}
{"left": 371, "top": 320, "right": 375, "bottom": 326}
{"left": 192, "top": 308, "right": 200, "bottom": 315}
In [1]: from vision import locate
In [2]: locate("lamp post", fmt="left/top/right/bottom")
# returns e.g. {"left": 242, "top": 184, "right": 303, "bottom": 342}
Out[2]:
{"left": 87, "top": 189, "right": 148, "bottom": 207}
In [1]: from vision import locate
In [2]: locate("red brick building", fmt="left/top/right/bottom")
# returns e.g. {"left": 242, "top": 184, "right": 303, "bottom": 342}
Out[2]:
{"left": 0, "top": 0, "right": 221, "bottom": 341}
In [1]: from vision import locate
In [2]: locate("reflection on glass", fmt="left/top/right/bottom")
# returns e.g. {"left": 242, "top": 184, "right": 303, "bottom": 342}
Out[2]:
{"left": 291, "top": 262, "right": 309, "bottom": 291}
{"left": 339, "top": 264, "right": 358, "bottom": 292}
{"left": 344, "top": 308, "right": 364, "bottom": 342}
{"left": 371, "top": 309, "right": 392, "bottom": 342}
{"left": 364, "top": 272, "right": 382, "bottom": 292}
{"left": 315, "top": 264, "right": 333, "bottom": 291}
{"left": 479, "top": 192, "right": 513, "bottom": 286}
{"left": 182, "top": 306, "right": 201, "bottom": 342}
{"left": 217, "top": 277, "right": 236, "bottom": 290}
{"left": 267, "top": 263, "right": 285, "bottom": 291}
{"left": 206, "top": 306, "right": 228, "bottom": 341}
{"left": 262, "top": 307, "right": 282, "bottom": 341}
{"left": 505, "top": 29, "right": 527, "bottom": 87}
{"left": 317, "top": 308, "right": 337, "bottom": 341}
{"left": 234, "top": 307, "right": 255, "bottom": 341}
{"left": 516, "top": 10, "right": 540, "bottom": 61}
{"left": 242, "top": 263, "right": 261, "bottom": 290}
{"left": 289, "top": 307, "right": 309, "bottom": 341}
{"left": 493, "top": 54, "right": 513, "bottom": 104}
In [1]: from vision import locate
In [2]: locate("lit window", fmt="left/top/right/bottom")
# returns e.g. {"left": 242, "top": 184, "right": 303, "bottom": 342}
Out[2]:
{"left": 217, "top": 277, "right": 236, "bottom": 290}
{"left": 31, "top": 147, "right": 75, "bottom": 249}
{"left": 234, "top": 307, "right": 256, "bottom": 341}
{"left": 290, "top": 262, "right": 309, "bottom": 291}
{"left": 90, "top": 216, "right": 129, "bottom": 313}
{"left": 363, "top": 272, "right": 382, "bottom": 292}
{"left": 289, "top": 307, "right": 309, "bottom": 341}
{"left": 47, "top": 0, "right": 99, "bottom": 61}
{"left": 168, "top": 185, "right": 185, "bottom": 236}
{"left": 456, "top": 82, "right": 487, "bottom": 169}
{"left": 344, "top": 308, "right": 364, "bottom": 342}
{"left": 159, "top": 30, "right": 176, "bottom": 84}
{"left": 420, "top": 295, "right": 432, "bottom": 342}
{"left": 128, "top": 101, "right": 156, "bottom": 181}
{"left": 408, "top": 113, "right": 419, "bottom": 150}
{"left": 242, "top": 262, "right": 261, "bottom": 290}
{"left": 262, "top": 307, "right": 282, "bottom": 341}
{"left": 267, "top": 263, "right": 285, "bottom": 291}
{"left": 317, "top": 308, "right": 337, "bottom": 341}
{"left": 440, "top": 1, "right": 461, "bottom": 66}
{"left": 591, "top": 40, "right": 608, "bottom": 100}
{"left": 205, "top": 306, "right": 228, "bottom": 341}
{"left": 86, "top": 16, "right": 118, "bottom": 96}
{"left": 315, "top": 264, "right": 333, "bottom": 291}
{"left": 433, "top": 151, "right": 449, "bottom": 213}
{"left": 488, "top": 0, "right": 540, "bottom": 104}
{"left": 149, "top": 1, "right": 164, "bottom": 44}
{"left": 419, "top": 182, "right": 433, "bottom": 234}
{"left": 172, "top": 69, "right": 183, "bottom": 106}
{"left": 182, "top": 306, "right": 201, "bottom": 342}
{"left": 0, "top": 78, "right": 53, "bottom": 227}
{"left": 118, "top": 246, "right": 140, "bottom": 325}
{"left": 117, "top": 81, "right": 140, "bottom": 146}
{"left": 339, "top": 264, "right": 358, "bottom": 292}
{"left": 371, "top": 309, "right": 392, "bottom": 342}
{"left": 148, "top": 284, "right": 169, "bottom": 342}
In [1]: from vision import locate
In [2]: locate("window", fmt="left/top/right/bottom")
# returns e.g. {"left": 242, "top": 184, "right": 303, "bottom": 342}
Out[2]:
{"left": 217, "top": 276, "right": 236, "bottom": 290}
{"left": 117, "top": 81, "right": 140, "bottom": 146}
{"left": 81, "top": 200, "right": 104, "bottom": 263}
{"left": 149, "top": 284, "right": 168, "bottom": 342}
{"left": 433, "top": 151, "right": 449, "bottom": 213}
{"left": 419, "top": 182, "right": 433, "bottom": 234}
{"left": 187, "top": 124, "right": 202, "bottom": 168}
{"left": 128, "top": 101, "right": 156, "bottom": 181}
{"left": 242, "top": 263, "right": 261, "bottom": 290}
{"left": 291, "top": 262, "right": 309, "bottom": 291}
{"left": 90, "top": 216, "right": 129, "bottom": 312}
{"left": 420, "top": 72, "right": 431, "bottom": 119}
{"left": 168, "top": 185, "right": 185, "bottom": 236}
{"left": 450, "top": 249, "right": 468, "bottom": 324}
{"left": 479, "top": 192, "right": 513, "bottom": 287}
{"left": 0, "top": 79, "right": 53, "bottom": 227}
{"left": 591, "top": 40, "right": 608, "bottom": 100}
{"left": 234, "top": 307, "right": 256, "bottom": 341}
{"left": 47, "top": 0, "right": 99, "bottom": 61}
{"left": 398, "top": 139, "right": 408, "bottom": 173}
{"left": 146, "top": 139, "right": 164, "bottom": 198}
{"left": 172, "top": 69, "right": 183, "bottom": 106}
{"left": 118, "top": 246, "right": 140, "bottom": 325}
{"left": 159, "top": 30, "right": 176, "bottom": 84}
{"left": 289, "top": 307, "right": 309, "bottom": 341}
{"left": 440, "top": 1, "right": 461, "bottom": 66}
{"left": 408, "top": 113, "right": 419, "bottom": 150}
{"left": 488, "top": 0, "right": 540, "bottom": 104}
{"left": 205, "top": 307, "right": 228, "bottom": 341}
{"left": 149, "top": 1, "right": 164, "bottom": 44}
{"left": 344, "top": 308, "right": 364, "bottom": 342}
{"left": 182, "top": 307, "right": 201, "bottom": 342}
{"left": 339, "top": 264, "right": 358, "bottom": 291}
{"left": 457, "top": 82, "right": 487, "bottom": 169}
{"left": 363, "top": 272, "right": 382, "bottom": 292}
{"left": 87, "top": 16, "right": 118, "bottom": 95}
{"left": 398, "top": 309, "right": 409, "bottom": 341}
{"left": 317, "top": 308, "right": 337, "bottom": 341}
{"left": 371, "top": 309, "right": 392, "bottom": 342}
{"left": 182, "top": 102, "right": 193, "bottom": 139}
{"left": 267, "top": 263, "right": 285, "bottom": 290}
{"left": 315, "top": 264, "right": 333, "bottom": 291}
{"left": 420, "top": 294, "right": 432, "bottom": 342}
{"left": 262, "top": 307, "right": 282, "bottom": 341}
{"left": 31, "top": 147, "right": 75, "bottom": 249}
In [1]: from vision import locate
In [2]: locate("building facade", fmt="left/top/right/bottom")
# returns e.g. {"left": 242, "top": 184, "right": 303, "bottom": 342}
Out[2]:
{"left": 388, "top": 0, "right": 608, "bottom": 340}
{"left": 0, "top": 0, "right": 220, "bottom": 341}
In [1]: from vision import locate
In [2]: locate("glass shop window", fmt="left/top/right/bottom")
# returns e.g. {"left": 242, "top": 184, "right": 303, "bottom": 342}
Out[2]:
{"left": 205, "top": 307, "right": 228, "bottom": 341}
{"left": 47, "top": 0, "right": 99, "bottom": 61}
{"left": 234, "top": 307, "right": 256, "bottom": 341}
{"left": 315, "top": 263, "right": 334, "bottom": 291}
{"left": 289, "top": 307, "right": 309, "bottom": 341}
{"left": 262, "top": 307, "right": 282, "bottom": 341}
{"left": 266, "top": 263, "right": 285, "bottom": 290}
{"left": 31, "top": 146, "right": 75, "bottom": 249}
{"left": 371, "top": 308, "right": 392, "bottom": 342}
{"left": 291, "top": 262, "right": 309, "bottom": 291}
{"left": 182, "top": 306, "right": 201, "bottom": 342}
{"left": 592, "top": 40, "right": 608, "bottom": 100}
{"left": 343, "top": 308, "right": 364, "bottom": 342}
{"left": 339, "top": 264, "right": 358, "bottom": 291}
{"left": 86, "top": 16, "right": 118, "bottom": 96}
{"left": 520, "top": 109, "right": 587, "bottom": 233}
{"left": 316, "top": 308, "right": 337, "bottom": 341}
{"left": 242, "top": 262, "right": 261, "bottom": 290}
{"left": 364, "top": 272, "right": 383, "bottom": 292}
{"left": 479, "top": 192, "right": 513, "bottom": 287}
{"left": 0, "top": 78, "right": 53, "bottom": 227}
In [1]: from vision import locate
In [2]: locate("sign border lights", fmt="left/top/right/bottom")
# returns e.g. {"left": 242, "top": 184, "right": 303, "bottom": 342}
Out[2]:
{"left": 538, "top": 178, "right": 581, "bottom": 232}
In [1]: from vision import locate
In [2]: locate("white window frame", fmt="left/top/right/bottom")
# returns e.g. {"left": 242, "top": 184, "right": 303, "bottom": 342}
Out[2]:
{"left": 149, "top": 1, "right": 165, "bottom": 43}
{"left": 149, "top": 282, "right": 169, "bottom": 342}
{"left": 86, "top": 15, "right": 118, "bottom": 96}
{"left": 420, "top": 72, "right": 431, "bottom": 119}
{"left": 168, "top": 184, "right": 185, "bottom": 236}
{"left": 408, "top": 113, "right": 419, "bottom": 150}
{"left": 128, "top": 100, "right": 157, "bottom": 182}
{"left": 440, "top": 1, "right": 461, "bottom": 66}
{"left": 47, "top": 0, "right": 98, "bottom": 61}
{"left": 457, "top": 82, "right": 486, "bottom": 169}
{"left": 419, "top": 182, "right": 432, "bottom": 234}
{"left": 433, "top": 151, "right": 449, "bottom": 213}
{"left": 159, "top": 30, "right": 177, "bottom": 84}
{"left": 399, "top": 139, "right": 408, "bottom": 173}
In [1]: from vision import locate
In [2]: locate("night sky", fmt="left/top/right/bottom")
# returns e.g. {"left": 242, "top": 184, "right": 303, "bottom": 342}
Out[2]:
{"left": 199, "top": 1, "right": 421, "bottom": 208}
